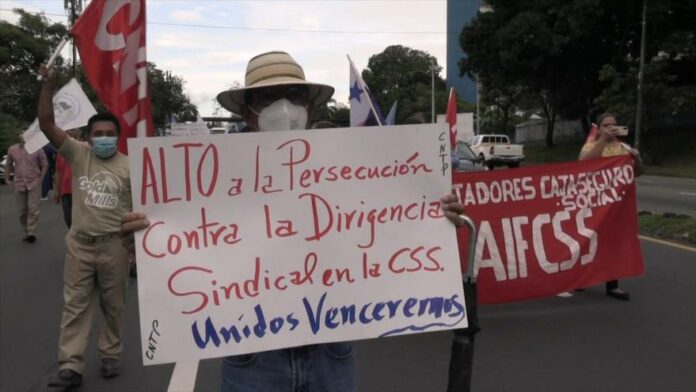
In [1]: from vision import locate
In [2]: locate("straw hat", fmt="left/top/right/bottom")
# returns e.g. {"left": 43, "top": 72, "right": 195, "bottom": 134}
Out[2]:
{"left": 217, "top": 51, "right": 335, "bottom": 115}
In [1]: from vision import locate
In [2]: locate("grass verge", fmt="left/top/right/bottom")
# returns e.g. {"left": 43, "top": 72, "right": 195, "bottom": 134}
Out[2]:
{"left": 643, "top": 161, "right": 696, "bottom": 179}
{"left": 523, "top": 140, "right": 695, "bottom": 179}
{"left": 638, "top": 211, "right": 696, "bottom": 247}
{"left": 522, "top": 141, "right": 584, "bottom": 165}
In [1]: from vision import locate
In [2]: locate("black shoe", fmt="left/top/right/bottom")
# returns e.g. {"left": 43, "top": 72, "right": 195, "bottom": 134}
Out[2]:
{"left": 47, "top": 369, "right": 82, "bottom": 388}
{"left": 101, "top": 358, "right": 120, "bottom": 378}
{"left": 607, "top": 289, "right": 631, "bottom": 301}
{"left": 21, "top": 235, "right": 29, "bottom": 242}
{"left": 26, "top": 235, "right": 36, "bottom": 243}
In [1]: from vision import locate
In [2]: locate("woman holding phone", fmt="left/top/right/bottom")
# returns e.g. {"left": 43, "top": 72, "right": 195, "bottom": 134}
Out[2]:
{"left": 578, "top": 112, "right": 643, "bottom": 301}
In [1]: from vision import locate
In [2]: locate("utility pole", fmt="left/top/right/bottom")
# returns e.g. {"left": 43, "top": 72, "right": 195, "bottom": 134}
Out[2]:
{"left": 431, "top": 58, "right": 436, "bottom": 123}
{"left": 71, "top": 0, "right": 77, "bottom": 78}
{"left": 634, "top": 0, "right": 647, "bottom": 151}
{"left": 475, "top": 75, "right": 480, "bottom": 135}
{"left": 65, "top": 0, "right": 82, "bottom": 78}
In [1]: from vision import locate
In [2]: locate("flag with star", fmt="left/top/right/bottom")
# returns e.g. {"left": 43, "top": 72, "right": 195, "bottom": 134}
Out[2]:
{"left": 348, "top": 55, "right": 385, "bottom": 127}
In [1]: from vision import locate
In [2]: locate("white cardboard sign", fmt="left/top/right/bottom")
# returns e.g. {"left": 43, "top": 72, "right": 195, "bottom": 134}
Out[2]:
{"left": 128, "top": 124, "right": 467, "bottom": 365}
{"left": 170, "top": 119, "right": 211, "bottom": 136}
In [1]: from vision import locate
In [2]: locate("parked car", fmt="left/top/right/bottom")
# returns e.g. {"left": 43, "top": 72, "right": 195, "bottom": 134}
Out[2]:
{"left": 0, "top": 154, "right": 10, "bottom": 183}
{"left": 468, "top": 134, "right": 524, "bottom": 169}
{"left": 453, "top": 142, "right": 486, "bottom": 172}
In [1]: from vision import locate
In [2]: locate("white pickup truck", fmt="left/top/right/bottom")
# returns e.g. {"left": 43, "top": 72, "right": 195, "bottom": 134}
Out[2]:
{"left": 468, "top": 134, "right": 525, "bottom": 169}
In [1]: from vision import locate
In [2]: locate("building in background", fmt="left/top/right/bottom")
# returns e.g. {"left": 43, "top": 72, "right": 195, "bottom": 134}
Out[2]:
{"left": 446, "top": 0, "right": 489, "bottom": 103}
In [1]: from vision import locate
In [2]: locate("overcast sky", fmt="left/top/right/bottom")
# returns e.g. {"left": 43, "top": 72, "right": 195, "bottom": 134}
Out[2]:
{"left": 1, "top": 0, "right": 447, "bottom": 116}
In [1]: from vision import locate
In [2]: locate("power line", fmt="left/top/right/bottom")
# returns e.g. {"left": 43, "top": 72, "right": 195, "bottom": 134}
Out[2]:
{"left": 0, "top": 7, "right": 460, "bottom": 35}
{"left": 147, "top": 20, "right": 450, "bottom": 34}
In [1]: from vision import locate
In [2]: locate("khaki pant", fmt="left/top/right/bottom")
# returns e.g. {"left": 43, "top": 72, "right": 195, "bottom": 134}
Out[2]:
{"left": 15, "top": 186, "right": 41, "bottom": 235}
{"left": 58, "top": 232, "right": 129, "bottom": 373}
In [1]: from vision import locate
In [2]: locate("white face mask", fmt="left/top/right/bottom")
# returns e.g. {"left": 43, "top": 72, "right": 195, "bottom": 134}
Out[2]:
{"left": 252, "top": 98, "right": 308, "bottom": 132}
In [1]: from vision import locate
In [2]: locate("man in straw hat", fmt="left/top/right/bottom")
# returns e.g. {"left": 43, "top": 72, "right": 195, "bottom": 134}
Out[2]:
{"left": 121, "top": 51, "right": 466, "bottom": 391}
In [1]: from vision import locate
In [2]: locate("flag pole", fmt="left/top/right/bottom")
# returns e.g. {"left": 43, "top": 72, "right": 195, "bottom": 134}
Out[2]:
{"left": 137, "top": 67, "right": 148, "bottom": 137}
{"left": 431, "top": 58, "right": 436, "bottom": 123}
{"left": 37, "top": 36, "right": 70, "bottom": 80}
{"left": 475, "top": 75, "right": 480, "bottom": 135}
{"left": 347, "top": 55, "right": 383, "bottom": 127}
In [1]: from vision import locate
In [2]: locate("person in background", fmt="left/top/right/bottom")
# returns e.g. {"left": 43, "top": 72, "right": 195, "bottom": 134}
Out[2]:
{"left": 4, "top": 132, "right": 48, "bottom": 243}
{"left": 41, "top": 143, "right": 56, "bottom": 200}
{"left": 579, "top": 112, "right": 643, "bottom": 301}
{"left": 53, "top": 129, "right": 83, "bottom": 228}
{"left": 39, "top": 65, "right": 133, "bottom": 390}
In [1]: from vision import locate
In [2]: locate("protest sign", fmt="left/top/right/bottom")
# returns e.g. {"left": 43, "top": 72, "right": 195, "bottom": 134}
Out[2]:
{"left": 23, "top": 79, "right": 97, "bottom": 153}
{"left": 128, "top": 124, "right": 467, "bottom": 365}
{"left": 170, "top": 119, "right": 211, "bottom": 137}
{"left": 453, "top": 155, "right": 644, "bottom": 304}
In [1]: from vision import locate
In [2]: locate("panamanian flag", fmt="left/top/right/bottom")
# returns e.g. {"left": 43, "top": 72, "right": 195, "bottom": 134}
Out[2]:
{"left": 348, "top": 55, "right": 385, "bottom": 127}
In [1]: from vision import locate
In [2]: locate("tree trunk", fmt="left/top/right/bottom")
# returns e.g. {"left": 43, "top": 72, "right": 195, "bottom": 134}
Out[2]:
{"left": 540, "top": 96, "right": 556, "bottom": 148}
{"left": 545, "top": 114, "right": 556, "bottom": 148}
{"left": 501, "top": 103, "right": 510, "bottom": 137}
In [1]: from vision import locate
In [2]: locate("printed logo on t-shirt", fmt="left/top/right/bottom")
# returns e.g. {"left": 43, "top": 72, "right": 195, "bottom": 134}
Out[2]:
{"left": 78, "top": 172, "right": 122, "bottom": 209}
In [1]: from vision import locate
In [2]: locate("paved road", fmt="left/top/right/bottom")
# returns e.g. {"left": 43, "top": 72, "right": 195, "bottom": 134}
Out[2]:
{"left": 636, "top": 175, "right": 696, "bottom": 217}
{"left": 1, "top": 185, "right": 695, "bottom": 392}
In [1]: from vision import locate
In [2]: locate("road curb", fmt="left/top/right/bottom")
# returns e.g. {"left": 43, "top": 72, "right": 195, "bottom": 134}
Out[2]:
{"left": 639, "top": 235, "right": 696, "bottom": 253}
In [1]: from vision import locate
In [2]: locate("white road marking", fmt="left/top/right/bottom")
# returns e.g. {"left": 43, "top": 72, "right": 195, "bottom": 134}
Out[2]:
{"left": 168, "top": 361, "right": 199, "bottom": 392}
{"left": 640, "top": 236, "right": 696, "bottom": 253}
{"left": 678, "top": 192, "right": 696, "bottom": 197}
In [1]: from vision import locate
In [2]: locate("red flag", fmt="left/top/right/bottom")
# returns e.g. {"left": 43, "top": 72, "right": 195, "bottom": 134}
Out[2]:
{"left": 70, "top": 0, "right": 153, "bottom": 154}
{"left": 446, "top": 87, "right": 457, "bottom": 151}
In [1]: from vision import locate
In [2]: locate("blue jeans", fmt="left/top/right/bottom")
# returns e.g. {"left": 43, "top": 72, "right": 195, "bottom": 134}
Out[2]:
{"left": 221, "top": 343, "right": 355, "bottom": 392}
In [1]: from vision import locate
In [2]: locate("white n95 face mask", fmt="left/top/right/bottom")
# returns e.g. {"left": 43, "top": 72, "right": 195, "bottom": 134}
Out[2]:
{"left": 255, "top": 98, "right": 308, "bottom": 132}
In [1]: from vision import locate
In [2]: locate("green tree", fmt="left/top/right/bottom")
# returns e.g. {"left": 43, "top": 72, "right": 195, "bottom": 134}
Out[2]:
{"left": 0, "top": 9, "right": 68, "bottom": 124}
{"left": 476, "top": 74, "right": 532, "bottom": 135}
{"left": 0, "top": 8, "right": 199, "bottom": 150}
{"left": 459, "top": 0, "right": 644, "bottom": 146}
{"left": 0, "top": 113, "right": 25, "bottom": 156}
{"left": 328, "top": 103, "right": 350, "bottom": 127}
{"left": 0, "top": 9, "right": 69, "bottom": 154}
{"left": 460, "top": 0, "right": 696, "bottom": 148}
{"left": 310, "top": 99, "right": 350, "bottom": 127}
{"left": 147, "top": 64, "right": 198, "bottom": 128}
{"left": 362, "top": 45, "right": 448, "bottom": 123}
{"left": 595, "top": 0, "right": 696, "bottom": 138}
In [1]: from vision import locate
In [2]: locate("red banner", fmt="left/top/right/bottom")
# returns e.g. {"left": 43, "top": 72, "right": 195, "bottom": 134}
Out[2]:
{"left": 70, "top": 0, "right": 153, "bottom": 154}
{"left": 453, "top": 156, "right": 644, "bottom": 304}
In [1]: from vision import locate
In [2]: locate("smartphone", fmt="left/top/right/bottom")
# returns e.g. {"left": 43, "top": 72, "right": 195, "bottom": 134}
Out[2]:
{"left": 614, "top": 126, "right": 629, "bottom": 136}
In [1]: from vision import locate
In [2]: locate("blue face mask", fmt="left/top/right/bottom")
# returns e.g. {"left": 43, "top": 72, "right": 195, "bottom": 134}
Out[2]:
{"left": 91, "top": 136, "right": 118, "bottom": 158}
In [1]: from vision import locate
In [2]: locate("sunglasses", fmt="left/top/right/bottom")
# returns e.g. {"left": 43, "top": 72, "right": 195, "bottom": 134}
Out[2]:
{"left": 247, "top": 86, "right": 310, "bottom": 109}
